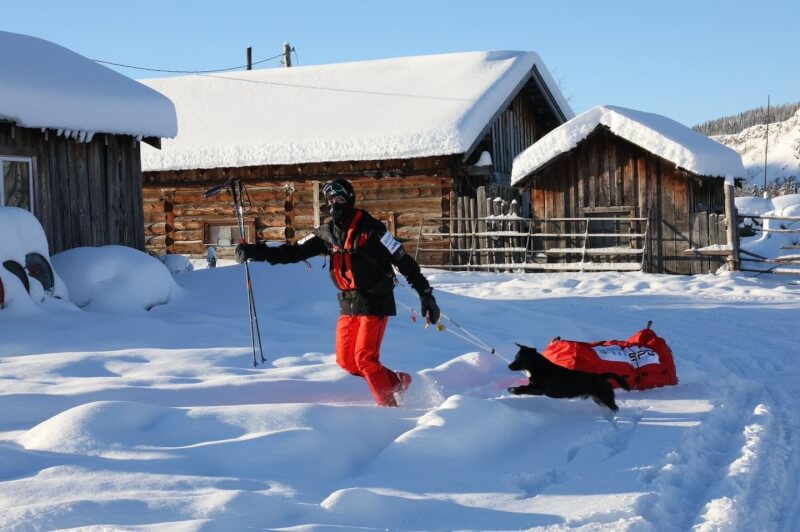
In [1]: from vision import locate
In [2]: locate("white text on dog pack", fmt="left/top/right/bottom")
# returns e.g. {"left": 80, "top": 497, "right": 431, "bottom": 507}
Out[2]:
{"left": 592, "top": 345, "right": 661, "bottom": 367}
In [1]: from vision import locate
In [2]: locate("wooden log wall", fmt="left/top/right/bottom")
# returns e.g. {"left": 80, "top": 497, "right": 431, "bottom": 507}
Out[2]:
{"left": 526, "top": 128, "right": 725, "bottom": 274}
{"left": 489, "top": 91, "right": 541, "bottom": 177}
{"left": 142, "top": 158, "right": 453, "bottom": 260}
{"left": 0, "top": 123, "right": 145, "bottom": 254}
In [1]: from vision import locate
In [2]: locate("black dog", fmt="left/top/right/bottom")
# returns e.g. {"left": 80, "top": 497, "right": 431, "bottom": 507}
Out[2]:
{"left": 508, "top": 344, "right": 630, "bottom": 411}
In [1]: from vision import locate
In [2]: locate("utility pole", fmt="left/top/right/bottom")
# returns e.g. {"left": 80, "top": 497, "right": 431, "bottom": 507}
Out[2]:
{"left": 763, "top": 95, "right": 770, "bottom": 195}
{"left": 283, "top": 42, "right": 292, "bottom": 67}
{"left": 247, "top": 46, "right": 252, "bottom": 70}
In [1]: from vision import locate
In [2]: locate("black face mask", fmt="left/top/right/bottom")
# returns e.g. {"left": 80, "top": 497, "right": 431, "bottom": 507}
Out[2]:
{"left": 330, "top": 201, "right": 354, "bottom": 222}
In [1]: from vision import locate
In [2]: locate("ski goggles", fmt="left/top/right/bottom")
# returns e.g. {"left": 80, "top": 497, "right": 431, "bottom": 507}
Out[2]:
{"left": 326, "top": 195, "right": 348, "bottom": 205}
{"left": 322, "top": 181, "right": 351, "bottom": 201}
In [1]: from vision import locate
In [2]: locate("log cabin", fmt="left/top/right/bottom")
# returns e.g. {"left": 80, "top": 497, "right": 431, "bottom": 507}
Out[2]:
{"left": 139, "top": 51, "right": 573, "bottom": 263}
{"left": 511, "top": 105, "right": 745, "bottom": 274}
{"left": 0, "top": 30, "right": 177, "bottom": 254}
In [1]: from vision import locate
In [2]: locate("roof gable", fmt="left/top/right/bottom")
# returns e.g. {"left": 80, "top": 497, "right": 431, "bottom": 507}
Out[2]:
{"left": 0, "top": 31, "right": 177, "bottom": 141}
{"left": 140, "top": 50, "right": 572, "bottom": 172}
{"left": 511, "top": 105, "right": 745, "bottom": 185}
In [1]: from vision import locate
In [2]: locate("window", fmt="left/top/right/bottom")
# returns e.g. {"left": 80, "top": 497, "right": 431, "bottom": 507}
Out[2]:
{"left": 583, "top": 207, "right": 636, "bottom": 249}
{"left": 1, "top": 156, "right": 34, "bottom": 212}
{"left": 204, "top": 224, "right": 250, "bottom": 247}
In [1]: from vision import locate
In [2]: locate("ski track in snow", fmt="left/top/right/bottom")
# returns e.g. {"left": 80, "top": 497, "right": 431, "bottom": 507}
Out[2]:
{"left": 635, "top": 333, "right": 800, "bottom": 531}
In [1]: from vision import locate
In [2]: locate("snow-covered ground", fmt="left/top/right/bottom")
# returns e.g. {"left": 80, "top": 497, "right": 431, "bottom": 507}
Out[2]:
{"left": 1, "top": 206, "right": 800, "bottom": 530}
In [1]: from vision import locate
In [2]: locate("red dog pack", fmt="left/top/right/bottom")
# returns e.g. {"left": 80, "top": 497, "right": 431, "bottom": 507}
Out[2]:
{"left": 541, "top": 326, "right": 678, "bottom": 391}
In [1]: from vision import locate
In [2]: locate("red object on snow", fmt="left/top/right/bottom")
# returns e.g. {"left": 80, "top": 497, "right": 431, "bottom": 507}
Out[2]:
{"left": 541, "top": 327, "right": 678, "bottom": 390}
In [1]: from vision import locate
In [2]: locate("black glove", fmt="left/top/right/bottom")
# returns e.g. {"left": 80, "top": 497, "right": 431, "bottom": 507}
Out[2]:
{"left": 235, "top": 243, "right": 274, "bottom": 264}
{"left": 419, "top": 289, "right": 440, "bottom": 324}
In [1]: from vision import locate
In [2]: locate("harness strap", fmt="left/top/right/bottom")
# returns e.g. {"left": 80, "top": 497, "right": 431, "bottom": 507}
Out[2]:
{"left": 331, "top": 210, "right": 363, "bottom": 290}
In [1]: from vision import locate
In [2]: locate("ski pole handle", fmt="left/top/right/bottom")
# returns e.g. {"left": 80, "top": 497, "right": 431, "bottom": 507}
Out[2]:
{"left": 204, "top": 179, "right": 232, "bottom": 198}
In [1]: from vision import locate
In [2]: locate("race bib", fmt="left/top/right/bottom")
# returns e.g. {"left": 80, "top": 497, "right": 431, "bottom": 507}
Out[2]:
{"left": 592, "top": 345, "right": 661, "bottom": 367}
{"left": 380, "top": 231, "right": 402, "bottom": 254}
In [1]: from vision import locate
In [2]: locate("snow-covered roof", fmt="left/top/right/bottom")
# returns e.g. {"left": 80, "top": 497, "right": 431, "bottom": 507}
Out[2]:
{"left": 511, "top": 105, "right": 746, "bottom": 186}
{"left": 0, "top": 31, "right": 177, "bottom": 141}
{"left": 140, "top": 50, "right": 572, "bottom": 172}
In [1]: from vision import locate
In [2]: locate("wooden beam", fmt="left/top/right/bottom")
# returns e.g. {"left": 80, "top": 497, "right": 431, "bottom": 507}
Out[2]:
{"left": 461, "top": 71, "right": 533, "bottom": 163}
{"left": 582, "top": 205, "right": 637, "bottom": 214}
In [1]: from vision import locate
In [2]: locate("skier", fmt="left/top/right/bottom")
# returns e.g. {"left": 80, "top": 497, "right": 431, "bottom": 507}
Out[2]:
{"left": 235, "top": 178, "right": 440, "bottom": 407}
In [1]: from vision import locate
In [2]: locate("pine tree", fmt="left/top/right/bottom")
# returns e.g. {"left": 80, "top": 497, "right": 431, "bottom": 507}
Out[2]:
{"left": 694, "top": 101, "right": 800, "bottom": 136}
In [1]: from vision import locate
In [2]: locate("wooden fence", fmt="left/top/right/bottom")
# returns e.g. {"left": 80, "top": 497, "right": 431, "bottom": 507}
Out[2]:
{"left": 681, "top": 211, "right": 729, "bottom": 274}
{"left": 737, "top": 214, "right": 800, "bottom": 277}
{"left": 414, "top": 187, "right": 651, "bottom": 272}
{"left": 414, "top": 184, "right": 748, "bottom": 274}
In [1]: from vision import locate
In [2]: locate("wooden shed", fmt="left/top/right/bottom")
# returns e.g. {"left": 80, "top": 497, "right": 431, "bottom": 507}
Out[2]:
{"left": 511, "top": 105, "right": 745, "bottom": 274}
{"left": 0, "top": 31, "right": 177, "bottom": 254}
{"left": 139, "top": 51, "right": 573, "bottom": 262}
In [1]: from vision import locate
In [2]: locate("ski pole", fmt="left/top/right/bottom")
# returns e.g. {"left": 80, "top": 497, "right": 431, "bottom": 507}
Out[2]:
{"left": 232, "top": 178, "right": 266, "bottom": 367}
{"left": 205, "top": 178, "right": 266, "bottom": 366}
{"left": 394, "top": 276, "right": 510, "bottom": 363}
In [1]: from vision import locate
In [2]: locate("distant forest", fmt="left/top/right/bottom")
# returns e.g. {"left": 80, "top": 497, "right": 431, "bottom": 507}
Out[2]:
{"left": 693, "top": 101, "right": 800, "bottom": 136}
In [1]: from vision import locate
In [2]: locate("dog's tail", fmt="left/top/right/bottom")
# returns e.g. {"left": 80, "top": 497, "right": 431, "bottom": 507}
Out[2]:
{"left": 603, "top": 373, "right": 631, "bottom": 391}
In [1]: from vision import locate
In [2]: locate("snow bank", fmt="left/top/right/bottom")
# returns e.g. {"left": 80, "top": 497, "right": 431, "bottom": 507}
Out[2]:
{"left": 1, "top": 251, "right": 800, "bottom": 529}
{"left": 735, "top": 193, "right": 800, "bottom": 267}
{"left": 51, "top": 246, "right": 179, "bottom": 313}
{"left": 0, "top": 207, "right": 68, "bottom": 314}
{"left": 0, "top": 30, "right": 176, "bottom": 141}
{"left": 736, "top": 193, "right": 800, "bottom": 217}
{"left": 511, "top": 105, "right": 745, "bottom": 185}
{"left": 157, "top": 254, "right": 195, "bottom": 275}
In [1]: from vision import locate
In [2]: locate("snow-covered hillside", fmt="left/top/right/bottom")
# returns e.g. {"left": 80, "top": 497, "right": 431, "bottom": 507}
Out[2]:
{"left": 713, "top": 109, "right": 800, "bottom": 186}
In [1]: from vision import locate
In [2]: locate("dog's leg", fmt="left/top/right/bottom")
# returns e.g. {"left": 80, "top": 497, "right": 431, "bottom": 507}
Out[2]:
{"left": 508, "top": 384, "right": 545, "bottom": 395}
{"left": 593, "top": 385, "right": 619, "bottom": 411}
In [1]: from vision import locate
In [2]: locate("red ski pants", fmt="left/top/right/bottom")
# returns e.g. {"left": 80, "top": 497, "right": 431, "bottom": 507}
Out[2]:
{"left": 335, "top": 315, "right": 401, "bottom": 406}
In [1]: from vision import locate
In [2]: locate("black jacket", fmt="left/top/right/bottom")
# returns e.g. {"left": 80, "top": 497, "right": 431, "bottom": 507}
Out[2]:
{"left": 264, "top": 209, "right": 431, "bottom": 316}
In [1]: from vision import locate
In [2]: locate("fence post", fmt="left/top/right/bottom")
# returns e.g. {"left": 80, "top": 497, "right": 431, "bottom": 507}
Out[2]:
{"left": 709, "top": 213, "right": 722, "bottom": 273}
{"left": 510, "top": 199, "right": 521, "bottom": 263}
{"left": 469, "top": 197, "right": 478, "bottom": 268}
{"left": 486, "top": 196, "right": 495, "bottom": 270}
{"left": 492, "top": 198, "right": 503, "bottom": 269}
{"left": 476, "top": 186, "right": 487, "bottom": 267}
{"left": 456, "top": 196, "right": 465, "bottom": 267}
{"left": 724, "top": 180, "right": 739, "bottom": 271}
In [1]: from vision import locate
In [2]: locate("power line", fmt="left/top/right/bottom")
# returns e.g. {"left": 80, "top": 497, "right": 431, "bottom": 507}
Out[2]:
{"left": 195, "top": 72, "right": 472, "bottom": 103}
{"left": 92, "top": 52, "right": 285, "bottom": 74}
{"left": 96, "top": 48, "right": 470, "bottom": 103}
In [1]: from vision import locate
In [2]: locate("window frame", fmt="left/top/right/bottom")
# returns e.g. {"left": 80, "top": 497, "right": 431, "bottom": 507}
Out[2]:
{"left": 203, "top": 221, "right": 254, "bottom": 248}
{"left": 1, "top": 155, "right": 35, "bottom": 213}
{"left": 582, "top": 206, "right": 637, "bottom": 249}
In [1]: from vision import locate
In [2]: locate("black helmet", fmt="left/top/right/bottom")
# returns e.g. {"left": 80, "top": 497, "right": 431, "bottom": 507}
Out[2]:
{"left": 322, "top": 179, "right": 356, "bottom": 222}
{"left": 322, "top": 179, "right": 355, "bottom": 204}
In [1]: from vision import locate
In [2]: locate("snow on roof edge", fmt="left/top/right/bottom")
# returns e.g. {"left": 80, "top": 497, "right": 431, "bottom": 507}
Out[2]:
{"left": 0, "top": 31, "right": 177, "bottom": 140}
{"left": 511, "top": 105, "right": 745, "bottom": 186}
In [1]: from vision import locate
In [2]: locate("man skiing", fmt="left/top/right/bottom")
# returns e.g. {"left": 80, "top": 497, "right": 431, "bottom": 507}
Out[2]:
{"left": 235, "top": 178, "right": 440, "bottom": 407}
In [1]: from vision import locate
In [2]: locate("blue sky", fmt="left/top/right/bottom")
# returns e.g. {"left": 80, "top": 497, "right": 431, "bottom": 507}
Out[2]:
{"left": 3, "top": 0, "right": 798, "bottom": 126}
